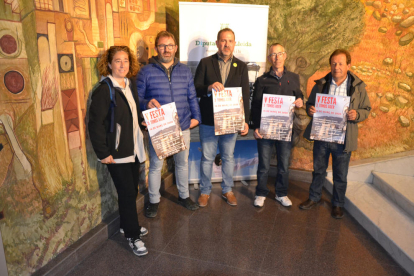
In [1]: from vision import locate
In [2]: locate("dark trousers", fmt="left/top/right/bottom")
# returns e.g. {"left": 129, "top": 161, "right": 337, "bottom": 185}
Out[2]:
{"left": 256, "top": 139, "right": 292, "bottom": 197}
{"left": 309, "top": 141, "right": 352, "bottom": 207}
{"left": 107, "top": 157, "right": 141, "bottom": 239}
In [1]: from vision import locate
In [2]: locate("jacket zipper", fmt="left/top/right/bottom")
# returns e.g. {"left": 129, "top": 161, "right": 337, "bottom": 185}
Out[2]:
{"left": 154, "top": 63, "right": 175, "bottom": 103}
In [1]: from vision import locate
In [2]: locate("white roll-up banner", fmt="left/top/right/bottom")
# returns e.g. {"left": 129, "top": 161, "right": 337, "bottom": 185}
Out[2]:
{"left": 179, "top": 2, "right": 269, "bottom": 83}
{"left": 179, "top": 2, "right": 269, "bottom": 183}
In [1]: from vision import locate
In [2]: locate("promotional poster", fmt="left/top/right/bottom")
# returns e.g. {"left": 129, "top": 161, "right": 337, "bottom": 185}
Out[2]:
{"left": 310, "top": 93, "right": 350, "bottom": 144}
{"left": 212, "top": 87, "right": 245, "bottom": 135}
{"left": 142, "top": 103, "right": 186, "bottom": 159}
{"left": 259, "top": 95, "right": 295, "bottom": 141}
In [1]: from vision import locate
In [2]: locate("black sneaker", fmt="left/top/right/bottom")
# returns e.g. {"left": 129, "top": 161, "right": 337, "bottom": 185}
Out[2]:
{"left": 127, "top": 238, "right": 148, "bottom": 256}
{"left": 178, "top": 197, "right": 199, "bottom": 211}
{"left": 145, "top": 203, "right": 159, "bottom": 218}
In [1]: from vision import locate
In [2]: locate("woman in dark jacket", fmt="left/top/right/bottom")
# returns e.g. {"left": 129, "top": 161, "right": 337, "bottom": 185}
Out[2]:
{"left": 88, "top": 46, "right": 148, "bottom": 256}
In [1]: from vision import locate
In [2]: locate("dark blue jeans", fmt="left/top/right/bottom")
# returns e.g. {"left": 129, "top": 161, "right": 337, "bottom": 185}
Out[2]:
{"left": 256, "top": 139, "right": 292, "bottom": 197}
{"left": 309, "top": 141, "right": 352, "bottom": 207}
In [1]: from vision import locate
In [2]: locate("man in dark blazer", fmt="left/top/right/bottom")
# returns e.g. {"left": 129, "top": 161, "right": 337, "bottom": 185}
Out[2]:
{"left": 194, "top": 28, "right": 250, "bottom": 207}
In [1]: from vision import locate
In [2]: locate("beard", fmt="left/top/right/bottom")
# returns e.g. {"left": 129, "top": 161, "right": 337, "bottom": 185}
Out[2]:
{"left": 159, "top": 52, "right": 174, "bottom": 64}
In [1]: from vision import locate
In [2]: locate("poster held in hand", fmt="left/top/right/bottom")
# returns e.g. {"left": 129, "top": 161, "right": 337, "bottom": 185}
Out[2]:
{"left": 143, "top": 102, "right": 186, "bottom": 159}
{"left": 310, "top": 93, "right": 350, "bottom": 144}
{"left": 212, "top": 87, "right": 245, "bottom": 135}
{"left": 259, "top": 95, "right": 295, "bottom": 141}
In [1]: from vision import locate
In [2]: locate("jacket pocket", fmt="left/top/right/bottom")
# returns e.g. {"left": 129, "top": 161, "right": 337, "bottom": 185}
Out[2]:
{"left": 115, "top": 123, "right": 121, "bottom": 151}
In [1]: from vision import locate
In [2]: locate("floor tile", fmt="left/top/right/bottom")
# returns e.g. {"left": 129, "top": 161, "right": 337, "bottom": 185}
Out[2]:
{"left": 136, "top": 189, "right": 196, "bottom": 251}
{"left": 260, "top": 247, "right": 320, "bottom": 276}
{"left": 210, "top": 236, "right": 270, "bottom": 271}
{"left": 67, "top": 239, "right": 160, "bottom": 276}
{"left": 143, "top": 253, "right": 261, "bottom": 276}
{"left": 183, "top": 210, "right": 275, "bottom": 242}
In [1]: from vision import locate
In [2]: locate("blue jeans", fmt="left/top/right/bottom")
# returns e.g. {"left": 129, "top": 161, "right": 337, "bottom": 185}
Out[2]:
{"left": 256, "top": 139, "right": 292, "bottom": 197}
{"left": 148, "top": 129, "right": 191, "bottom": 203}
{"left": 309, "top": 141, "right": 352, "bottom": 207}
{"left": 199, "top": 124, "right": 238, "bottom": 195}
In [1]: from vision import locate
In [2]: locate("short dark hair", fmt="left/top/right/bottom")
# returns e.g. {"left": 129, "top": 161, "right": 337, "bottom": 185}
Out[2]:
{"left": 217, "top": 28, "right": 235, "bottom": 41}
{"left": 268, "top": 43, "right": 285, "bottom": 55}
{"left": 329, "top": 49, "right": 351, "bottom": 65}
{"left": 155, "top": 31, "right": 177, "bottom": 47}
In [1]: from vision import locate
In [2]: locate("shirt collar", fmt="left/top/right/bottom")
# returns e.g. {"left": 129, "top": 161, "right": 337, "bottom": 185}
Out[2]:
{"left": 217, "top": 52, "right": 233, "bottom": 63}
{"left": 331, "top": 75, "right": 348, "bottom": 87}
{"left": 269, "top": 66, "right": 286, "bottom": 79}
{"left": 107, "top": 75, "right": 129, "bottom": 89}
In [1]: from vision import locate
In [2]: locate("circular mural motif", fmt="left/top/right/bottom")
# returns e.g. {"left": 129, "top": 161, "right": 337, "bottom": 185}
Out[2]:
{"left": 296, "top": 57, "right": 308, "bottom": 69}
{"left": 0, "top": 34, "right": 17, "bottom": 55}
{"left": 0, "top": 29, "right": 22, "bottom": 58}
{"left": 59, "top": 55, "right": 72, "bottom": 72}
{"left": 4, "top": 71, "right": 24, "bottom": 94}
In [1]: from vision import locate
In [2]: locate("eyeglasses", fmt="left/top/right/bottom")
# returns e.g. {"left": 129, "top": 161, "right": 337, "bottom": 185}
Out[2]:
{"left": 269, "top": 52, "right": 285, "bottom": 57}
{"left": 157, "top": 44, "right": 176, "bottom": 50}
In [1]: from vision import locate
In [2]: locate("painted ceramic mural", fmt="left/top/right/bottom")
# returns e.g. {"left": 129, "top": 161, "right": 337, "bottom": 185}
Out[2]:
{"left": 0, "top": 0, "right": 166, "bottom": 274}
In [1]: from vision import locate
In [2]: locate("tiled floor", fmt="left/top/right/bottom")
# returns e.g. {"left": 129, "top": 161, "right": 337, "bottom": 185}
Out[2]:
{"left": 67, "top": 180, "right": 409, "bottom": 276}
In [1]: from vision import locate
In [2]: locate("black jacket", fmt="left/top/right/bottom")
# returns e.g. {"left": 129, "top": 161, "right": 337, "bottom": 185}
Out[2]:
{"left": 194, "top": 53, "right": 250, "bottom": 126}
{"left": 88, "top": 77, "right": 143, "bottom": 160}
{"left": 251, "top": 69, "right": 303, "bottom": 129}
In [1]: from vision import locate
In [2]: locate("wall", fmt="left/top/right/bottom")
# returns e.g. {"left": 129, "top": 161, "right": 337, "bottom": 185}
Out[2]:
{"left": 0, "top": 0, "right": 166, "bottom": 275}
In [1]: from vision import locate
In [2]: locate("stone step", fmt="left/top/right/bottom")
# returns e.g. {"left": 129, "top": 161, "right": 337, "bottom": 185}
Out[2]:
{"left": 372, "top": 172, "right": 414, "bottom": 219}
{"left": 324, "top": 179, "right": 414, "bottom": 275}
{"left": 327, "top": 154, "right": 414, "bottom": 184}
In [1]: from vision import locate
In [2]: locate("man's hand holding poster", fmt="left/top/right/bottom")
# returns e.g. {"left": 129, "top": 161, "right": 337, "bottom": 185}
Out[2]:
{"left": 310, "top": 93, "right": 350, "bottom": 144}
{"left": 143, "top": 102, "right": 186, "bottom": 159}
{"left": 259, "top": 95, "right": 295, "bottom": 141}
{"left": 212, "top": 87, "right": 245, "bottom": 135}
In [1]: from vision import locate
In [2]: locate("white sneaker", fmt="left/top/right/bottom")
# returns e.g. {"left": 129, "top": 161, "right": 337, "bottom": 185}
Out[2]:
{"left": 254, "top": 196, "right": 266, "bottom": 207}
{"left": 275, "top": 195, "right": 292, "bottom": 207}
{"left": 120, "top": 227, "right": 148, "bottom": 237}
{"left": 127, "top": 238, "right": 148, "bottom": 256}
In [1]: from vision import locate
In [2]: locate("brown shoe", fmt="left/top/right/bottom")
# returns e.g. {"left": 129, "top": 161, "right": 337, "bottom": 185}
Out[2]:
{"left": 198, "top": 194, "right": 210, "bottom": 207}
{"left": 222, "top": 191, "right": 237, "bottom": 206}
{"left": 299, "top": 198, "right": 320, "bottom": 210}
{"left": 331, "top": 206, "right": 344, "bottom": 219}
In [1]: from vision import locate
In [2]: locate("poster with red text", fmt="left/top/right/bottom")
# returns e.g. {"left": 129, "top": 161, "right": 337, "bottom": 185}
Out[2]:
{"left": 142, "top": 102, "right": 186, "bottom": 159}
{"left": 310, "top": 93, "right": 350, "bottom": 144}
{"left": 212, "top": 87, "right": 245, "bottom": 135}
{"left": 259, "top": 95, "right": 295, "bottom": 141}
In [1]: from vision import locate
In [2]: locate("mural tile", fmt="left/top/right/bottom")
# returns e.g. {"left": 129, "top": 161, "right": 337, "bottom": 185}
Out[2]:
{"left": 41, "top": 109, "right": 54, "bottom": 125}
{"left": 68, "top": 131, "right": 81, "bottom": 149}
{"left": 64, "top": 110, "right": 78, "bottom": 120}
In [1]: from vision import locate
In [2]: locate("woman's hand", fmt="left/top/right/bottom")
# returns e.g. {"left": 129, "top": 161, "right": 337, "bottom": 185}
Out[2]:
{"left": 101, "top": 155, "right": 115, "bottom": 164}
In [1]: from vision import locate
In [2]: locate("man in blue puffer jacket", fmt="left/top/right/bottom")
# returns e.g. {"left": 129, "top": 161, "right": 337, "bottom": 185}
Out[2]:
{"left": 137, "top": 31, "right": 202, "bottom": 218}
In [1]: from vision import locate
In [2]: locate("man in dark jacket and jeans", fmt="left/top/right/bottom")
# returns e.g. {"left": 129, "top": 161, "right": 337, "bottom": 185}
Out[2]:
{"left": 251, "top": 43, "right": 303, "bottom": 208}
{"left": 300, "top": 49, "right": 371, "bottom": 219}
{"left": 137, "top": 31, "right": 202, "bottom": 218}
{"left": 194, "top": 28, "right": 250, "bottom": 207}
